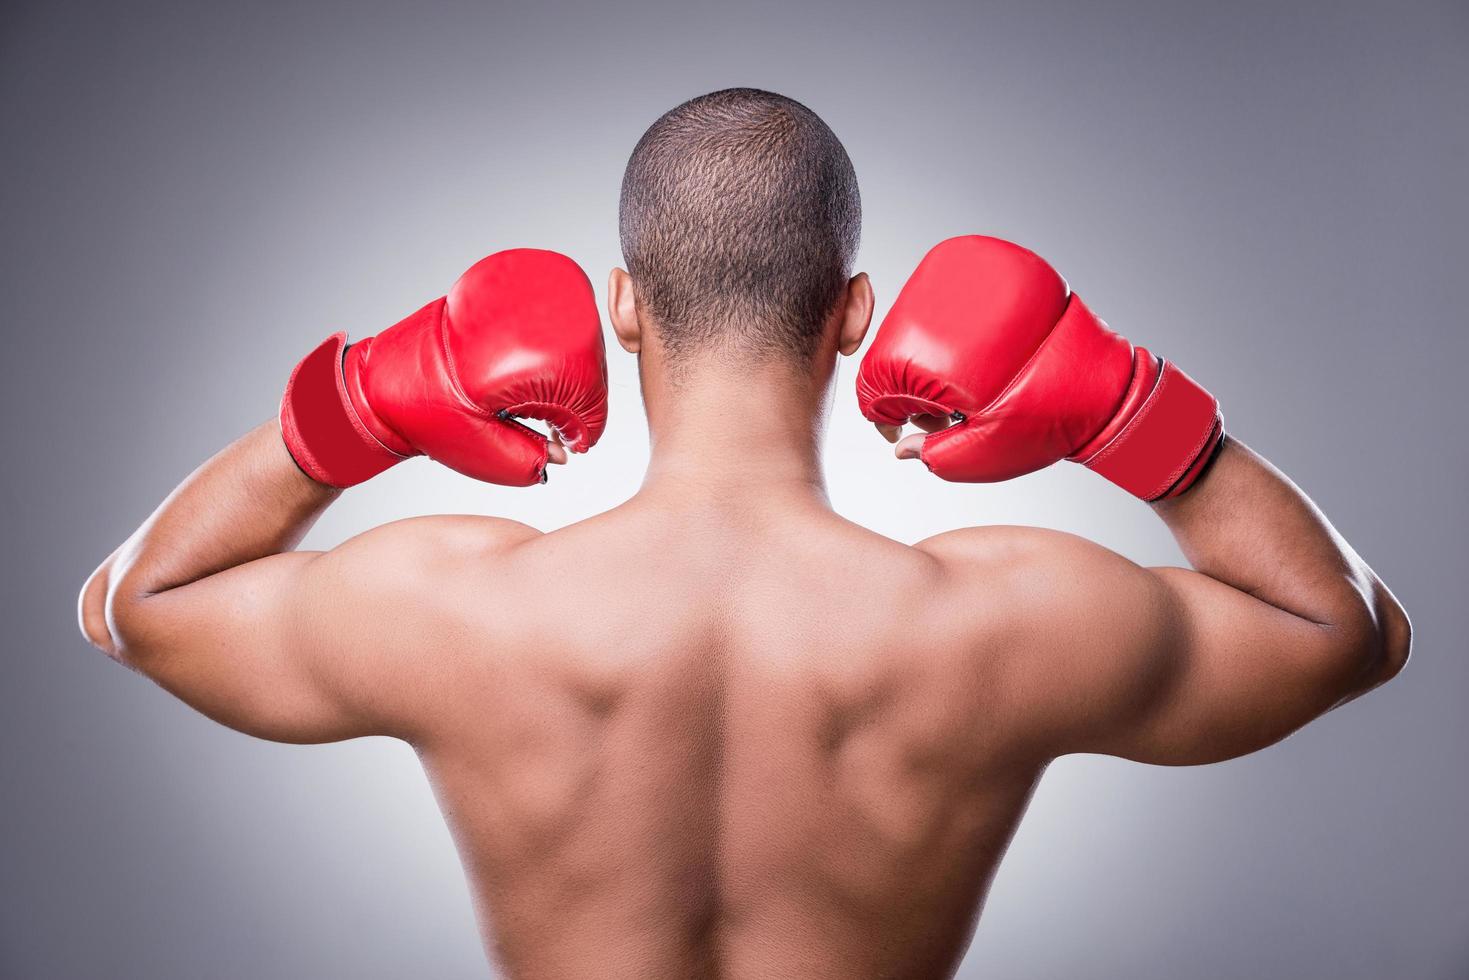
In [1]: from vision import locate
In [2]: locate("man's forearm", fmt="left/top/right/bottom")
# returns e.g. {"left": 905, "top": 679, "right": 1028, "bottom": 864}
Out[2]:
{"left": 1151, "top": 437, "right": 1410, "bottom": 692}
{"left": 79, "top": 420, "right": 337, "bottom": 658}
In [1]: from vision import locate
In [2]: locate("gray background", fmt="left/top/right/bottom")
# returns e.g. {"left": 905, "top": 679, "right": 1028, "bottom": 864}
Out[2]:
{"left": 2, "top": 0, "right": 1464, "bottom": 976}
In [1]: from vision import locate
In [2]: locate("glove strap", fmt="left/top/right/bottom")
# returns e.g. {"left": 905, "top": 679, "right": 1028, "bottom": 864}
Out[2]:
{"left": 1071, "top": 348, "right": 1224, "bottom": 501}
{"left": 279, "top": 332, "right": 408, "bottom": 488}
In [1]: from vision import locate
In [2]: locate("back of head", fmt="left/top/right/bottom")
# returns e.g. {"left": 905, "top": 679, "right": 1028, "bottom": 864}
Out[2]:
{"left": 619, "top": 88, "right": 862, "bottom": 370}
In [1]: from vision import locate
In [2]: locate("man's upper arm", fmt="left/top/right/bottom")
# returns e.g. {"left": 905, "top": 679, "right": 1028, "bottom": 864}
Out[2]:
{"left": 107, "top": 516, "right": 537, "bottom": 745}
{"left": 922, "top": 527, "right": 1369, "bottom": 767}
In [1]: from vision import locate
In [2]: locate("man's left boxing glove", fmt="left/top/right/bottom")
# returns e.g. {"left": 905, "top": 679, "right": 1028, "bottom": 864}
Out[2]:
{"left": 857, "top": 236, "right": 1221, "bottom": 501}
{"left": 279, "top": 248, "right": 609, "bottom": 488}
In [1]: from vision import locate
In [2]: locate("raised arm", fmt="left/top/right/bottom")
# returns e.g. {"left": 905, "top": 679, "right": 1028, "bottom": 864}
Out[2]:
{"left": 77, "top": 422, "right": 520, "bottom": 743}
{"left": 989, "top": 437, "right": 1410, "bottom": 765}
{"left": 865, "top": 235, "right": 1409, "bottom": 765}
{"left": 79, "top": 248, "right": 608, "bottom": 743}
{"left": 1085, "top": 436, "right": 1410, "bottom": 762}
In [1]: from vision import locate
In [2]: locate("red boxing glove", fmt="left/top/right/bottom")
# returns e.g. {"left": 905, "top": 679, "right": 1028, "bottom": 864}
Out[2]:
{"left": 856, "top": 236, "right": 1222, "bottom": 501}
{"left": 280, "top": 248, "right": 608, "bottom": 488}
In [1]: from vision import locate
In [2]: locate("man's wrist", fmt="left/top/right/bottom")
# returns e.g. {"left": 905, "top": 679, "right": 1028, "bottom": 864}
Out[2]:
{"left": 1070, "top": 351, "right": 1224, "bottom": 502}
{"left": 279, "top": 332, "right": 407, "bottom": 489}
{"left": 265, "top": 418, "right": 346, "bottom": 506}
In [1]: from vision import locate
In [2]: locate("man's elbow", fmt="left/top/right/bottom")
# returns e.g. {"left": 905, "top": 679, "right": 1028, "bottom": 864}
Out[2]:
{"left": 1372, "top": 590, "right": 1412, "bottom": 684}
{"left": 78, "top": 560, "right": 157, "bottom": 668}
{"left": 1323, "top": 589, "right": 1411, "bottom": 700}
{"left": 77, "top": 562, "right": 121, "bottom": 659}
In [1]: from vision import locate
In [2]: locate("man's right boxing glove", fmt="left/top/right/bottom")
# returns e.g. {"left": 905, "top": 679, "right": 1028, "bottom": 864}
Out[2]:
{"left": 856, "top": 235, "right": 1222, "bottom": 501}
{"left": 280, "top": 248, "right": 608, "bottom": 488}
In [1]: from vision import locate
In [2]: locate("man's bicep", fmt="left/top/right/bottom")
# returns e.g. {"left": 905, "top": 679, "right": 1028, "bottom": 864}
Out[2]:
{"left": 114, "top": 550, "right": 400, "bottom": 743}
{"left": 112, "top": 515, "right": 533, "bottom": 745}
{"left": 1072, "top": 565, "right": 1362, "bottom": 766}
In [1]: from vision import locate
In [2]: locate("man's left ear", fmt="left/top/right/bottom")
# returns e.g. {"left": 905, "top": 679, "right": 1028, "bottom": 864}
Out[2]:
{"left": 838, "top": 272, "right": 875, "bottom": 357}
{"left": 607, "top": 268, "right": 642, "bottom": 354}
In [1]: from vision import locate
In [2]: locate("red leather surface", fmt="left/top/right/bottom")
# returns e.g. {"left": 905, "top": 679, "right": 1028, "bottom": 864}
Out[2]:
{"left": 280, "top": 249, "right": 608, "bottom": 488}
{"left": 857, "top": 235, "right": 1221, "bottom": 499}
{"left": 278, "top": 332, "right": 404, "bottom": 488}
{"left": 1073, "top": 355, "right": 1223, "bottom": 500}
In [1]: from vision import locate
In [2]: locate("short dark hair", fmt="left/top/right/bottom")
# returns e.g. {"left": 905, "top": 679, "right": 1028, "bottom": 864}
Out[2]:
{"left": 619, "top": 88, "right": 861, "bottom": 366}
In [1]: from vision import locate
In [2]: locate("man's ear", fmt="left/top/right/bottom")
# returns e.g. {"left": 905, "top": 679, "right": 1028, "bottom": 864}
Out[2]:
{"left": 837, "top": 272, "right": 875, "bottom": 357}
{"left": 607, "top": 268, "right": 642, "bottom": 354}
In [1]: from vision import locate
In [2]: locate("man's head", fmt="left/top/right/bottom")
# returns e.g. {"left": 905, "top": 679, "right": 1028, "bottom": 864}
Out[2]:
{"left": 611, "top": 88, "right": 870, "bottom": 378}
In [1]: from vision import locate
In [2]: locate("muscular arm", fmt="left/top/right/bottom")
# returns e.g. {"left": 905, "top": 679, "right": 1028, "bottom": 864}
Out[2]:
{"left": 869, "top": 235, "right": 1410, "bottom": 765}
{"left": 926, "top": 438, "right": 1410, "bottom": 766}
{"left": 78, "top": 420, "right": 535, "bottom": 744}
{"left": 1098, "top": 437, "right": 1411, "bottom": 762}
{"left": 79, "top": 251, "right": 599, "bottom": 745}
{"left": 1045, "top": 438, "right": 1409, "bottom": 764}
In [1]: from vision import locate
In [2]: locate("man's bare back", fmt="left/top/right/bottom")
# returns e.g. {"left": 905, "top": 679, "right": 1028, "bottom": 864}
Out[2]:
{"left": 78, "top": 87, "right": 1410, "bottom": 978}
{"left": 412, "top": 500, "right": 1051, "bottom": 978}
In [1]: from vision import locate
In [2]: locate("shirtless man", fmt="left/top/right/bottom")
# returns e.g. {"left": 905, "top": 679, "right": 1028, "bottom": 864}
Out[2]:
{"left": 78, "top": 88, "right": 1410, "bottom": 979}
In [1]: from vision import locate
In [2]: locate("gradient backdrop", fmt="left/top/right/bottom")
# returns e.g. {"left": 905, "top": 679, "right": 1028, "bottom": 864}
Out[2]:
{"left": 2, "top": 0, "right": 1464, "bottom": 976}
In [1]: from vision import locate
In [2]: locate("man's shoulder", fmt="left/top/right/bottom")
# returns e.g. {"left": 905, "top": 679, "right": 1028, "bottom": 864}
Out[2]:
{"left": 913, "top": 524, "right": 1126, "bottom": 584}
{"left": 909, "top": 523, "right": 1174, "bottom": 752}
{"left": 306, "top": 515, "right": 549, "bottom": 655}
{"left": 324, "top": 515, "right": 544, "bottom": 592}
{"left": 349, "top": 513, "right": 541, "bottom": 550}
{"left": 912, "top": 524, "right": 1165, "bottom": 657}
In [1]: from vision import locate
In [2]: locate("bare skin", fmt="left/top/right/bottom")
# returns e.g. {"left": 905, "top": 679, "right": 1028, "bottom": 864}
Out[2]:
{"left": 80, "top": 270, "right": 1410, "bottom": 979}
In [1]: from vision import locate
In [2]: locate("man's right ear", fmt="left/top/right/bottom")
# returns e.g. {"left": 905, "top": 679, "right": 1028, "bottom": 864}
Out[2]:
{"left": 607, "top": 268, "right": 642, "bottom": 354}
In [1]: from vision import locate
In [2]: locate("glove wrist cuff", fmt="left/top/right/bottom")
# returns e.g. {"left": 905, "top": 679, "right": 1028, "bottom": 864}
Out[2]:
{"left": 279, "top": 332, "right": 408, "bottom": 488}
{"left": 1071, "top": 349, "right": 1223, "bottom": 501}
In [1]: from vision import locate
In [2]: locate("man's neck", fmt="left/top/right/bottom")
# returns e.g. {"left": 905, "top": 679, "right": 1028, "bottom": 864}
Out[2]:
{"left": 636, "top": 360, "right": 834, "bottom": 509}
